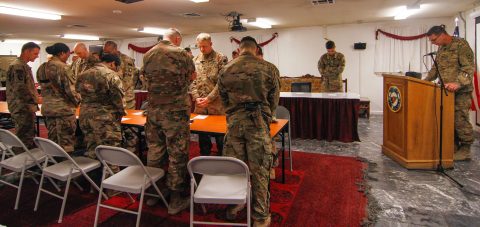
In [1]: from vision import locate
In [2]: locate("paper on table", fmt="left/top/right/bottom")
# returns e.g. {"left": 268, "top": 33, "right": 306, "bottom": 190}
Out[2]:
{"left": 121, "top": 117, "right": 131, "bottom": 121}
{"left": 132, "top": 112, "right": 143, "bottom": 116}
{"left": 191, "top": 115, "right": 208, "bottom": 120}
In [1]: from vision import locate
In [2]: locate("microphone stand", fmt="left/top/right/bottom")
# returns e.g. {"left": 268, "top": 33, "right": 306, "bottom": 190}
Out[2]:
{"left": 428, "top": 53, "right": 464, "bottom": 188}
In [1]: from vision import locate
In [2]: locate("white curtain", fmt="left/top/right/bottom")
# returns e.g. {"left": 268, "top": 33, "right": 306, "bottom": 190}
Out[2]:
{"left": 374, "top": 26, "right": 436, "bottom": 74}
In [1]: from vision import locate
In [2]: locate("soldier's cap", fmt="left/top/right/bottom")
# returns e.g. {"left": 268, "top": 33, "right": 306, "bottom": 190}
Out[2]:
{"left": 101, "top": 53, "right": 121, "bottom": 67}
{"left": 240, "top": 36, "right": 258, "bottom": 45}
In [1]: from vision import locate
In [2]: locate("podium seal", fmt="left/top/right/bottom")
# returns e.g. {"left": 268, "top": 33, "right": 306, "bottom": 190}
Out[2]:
{"left": 387, "top": 86, "right": 401, "bottom": 112}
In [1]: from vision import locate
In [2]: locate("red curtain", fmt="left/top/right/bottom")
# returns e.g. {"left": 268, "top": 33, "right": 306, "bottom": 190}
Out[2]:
{"left": 375, "top": 29, "right": 427, "bottom": 41}
{"left": 230, "top": 32, "right": 279, "bottom": 47}
{"left": 128, "top": 44, "right": 156, "bottom": 54}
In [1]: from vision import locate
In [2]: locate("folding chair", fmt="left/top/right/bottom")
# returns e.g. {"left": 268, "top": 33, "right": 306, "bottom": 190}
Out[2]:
{"left": 33, "top": 137, "right": 107, "bottom": 223}
{"left": 187, "top": 156, "right": 251, "bottom": 227}
{"left": 0, "top": 129, "right": 59, "bottom": 210}
{"left": 275, "top": 105, "right": 293, "bottom": 171}
{"left": 94, "top": 145, "right": 169, "bottom": 227}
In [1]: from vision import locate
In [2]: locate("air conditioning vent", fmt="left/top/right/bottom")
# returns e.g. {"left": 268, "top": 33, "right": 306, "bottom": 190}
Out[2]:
{"left": 115, "top": 0, "right": 143, "bottom": 4}
{"left": 311, "top": 0, "right": 335, "bottom": 5}
{"left": 182, "top": 12, "right": 202, "bottom": 17}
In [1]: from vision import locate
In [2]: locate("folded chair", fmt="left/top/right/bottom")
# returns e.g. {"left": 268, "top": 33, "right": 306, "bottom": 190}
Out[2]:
{"left": 94, "top": 145, "right": 169, "bottom": 227}
{"left": 275, "top": 105, "right": 293, "bottom": 171}
{"left": 0, "top": 129, "right": 59, "bottom": 210}
{"left": 33, "top": 137, "right": 107, "bottom": 223}
{"left": 187, "top": 156, "right": 251, "bottom": 227}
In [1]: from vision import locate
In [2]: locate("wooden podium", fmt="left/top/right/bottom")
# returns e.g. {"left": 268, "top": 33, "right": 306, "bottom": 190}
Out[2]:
{"left": 382, "top": 74, "right": 454, "bottom": 169}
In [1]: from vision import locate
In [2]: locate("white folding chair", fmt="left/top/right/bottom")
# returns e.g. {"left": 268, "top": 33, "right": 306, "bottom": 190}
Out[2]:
{"left": 0, "top": 129, "right": 60, "bottom": 210}
{"left": 94, "top": 145, "right": 169, "bottom": 227}
{"left": 33, "top": 137, "right": 107, "bottom": 223}
{"left": 276, "top": 105, "right": 293, "bottom": 171}
{"left": 187, "top": 156, "right": 251, "bottom": 227}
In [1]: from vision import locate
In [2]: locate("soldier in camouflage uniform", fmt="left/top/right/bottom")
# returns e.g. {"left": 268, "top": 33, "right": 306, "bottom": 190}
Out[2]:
{"left": 219, "top": 36, "right": 280, "bottom": 227}
{"left": 191, "top": 33, "right": 228, "bottom": 156}
{"left": 424, "top": 25, "right": 475, "bottom": 161}
{"left": 318, "top": 40, "right": 345, "bottom": 92}
{"left": 75, "top": 54, "right": 126, "bottom": 159}
{"left": 37, "top": 43, "right": 80, "bottom": 153}
{"left": 6, "top": 42, "right": 40, "bottom": 150}
{"left": 0, "top": 68, "right": 7, "bottom": 87}
{"left": 71, "top": 42, "right": 100, "bottom": 78}
{"left": 143, "top": 28, "right": 195, "bottom": 215}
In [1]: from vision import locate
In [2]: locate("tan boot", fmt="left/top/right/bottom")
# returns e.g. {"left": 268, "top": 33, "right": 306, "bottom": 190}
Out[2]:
{"left": 253, "top": 216, "right": 271, "bottom": 227}
{"left": 167, "top": 191, "right": 190, "bottom": 215}
{"left": 226, "top": 204, "right": 245, "bottom": 221}
{"left": 454, "top": 144, "right": 471, "bottom": 161}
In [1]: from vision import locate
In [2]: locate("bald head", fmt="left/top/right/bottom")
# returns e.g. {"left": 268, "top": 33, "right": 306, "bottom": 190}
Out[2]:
{"left": 164, "top": 28, "right": 182, "bottom": 47}
{"left": 73, "top": 42, "right": 89, "bottom": 59}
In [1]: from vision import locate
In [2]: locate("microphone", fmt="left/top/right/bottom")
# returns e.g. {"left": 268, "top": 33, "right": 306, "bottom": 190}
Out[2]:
{"left": 424, "top": 51, "right": 436, "bottom": 56}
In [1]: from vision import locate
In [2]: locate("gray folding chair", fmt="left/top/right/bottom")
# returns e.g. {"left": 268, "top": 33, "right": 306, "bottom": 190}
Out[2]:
{"left": 187, "top": 156, "right": 251, "bottom": 227}
{"left": 94, "top": 145, "right": 168, "bottom": 227}
{"left": 33, "top": 137, "right": 107, "bottom": 223}
{"left": 275, "top": 106, "right": 293, "bottom": 171}
{"left": 0, "top": 129, "right": 59, "bottom": 210}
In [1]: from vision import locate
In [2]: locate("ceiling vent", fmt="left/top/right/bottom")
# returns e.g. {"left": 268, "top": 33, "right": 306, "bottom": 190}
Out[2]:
{"left": 66, "top": 24, "right": 87, "bottom": 28}
{"left": 311, "top": 0, "right": 335, "bottom": 5}
{"left": 182, "top": 12, "right": 202, "bottom": 17}
{"left": 115, "top": 0, "right": 143, "bottom": 4}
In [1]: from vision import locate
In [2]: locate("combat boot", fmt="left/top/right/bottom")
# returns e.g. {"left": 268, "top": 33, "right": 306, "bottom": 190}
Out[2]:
{"left": 454, "top": 144, "right": 471, "bottom": 161}
{"left": 146, "top": 187, "right": 170, "bottom": 207}
{"left": 225, "top": 204, "right": 245, "bottom": 221}
{"left": 167, "top": 191, "right": 190, "bottom": 215}
{"left": 253, "top": 215, "right": 271, "bottom": 227}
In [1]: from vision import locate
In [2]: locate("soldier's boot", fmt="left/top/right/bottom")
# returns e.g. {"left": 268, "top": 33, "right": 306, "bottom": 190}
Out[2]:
{"left": 146, "top": 187, "right": 170, "bottom": 207}
{"left": 454, "top": 144, "right": 471, "bottom": 161}
{"left": 225, "top": 204, "right": 245, "bottom": 221}
{"left": 253, "top": 215, "right": 271, "bottom": 227}
{"left": 167, "top": 191, "right": 190, "bottom": 215}
{"left": 270, "top": 168, "right": 276, "bottom": 180}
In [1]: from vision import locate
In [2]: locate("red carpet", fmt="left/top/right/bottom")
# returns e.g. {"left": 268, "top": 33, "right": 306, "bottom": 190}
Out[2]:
{"left": 1, "top": 126, "right": 367, "bottom": 226}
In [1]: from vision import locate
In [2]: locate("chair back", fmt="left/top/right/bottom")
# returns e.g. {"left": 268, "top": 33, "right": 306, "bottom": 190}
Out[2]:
{"left": 95, "top": 145, "right": 141, "bottom": 167}
{"left": 291, "top": 82, "right": 311, "bottom": 93}
{"left": 187, "top": 156, "right": 249, "bottom": 177}
{"left": 275, "top": 106, "right": 290, "bottom": 120}
{"left": 0, "top": 129, "right": 28, "bottom": 150}
{"left": 34, "top": 137, "right": 69, "bottom": 158}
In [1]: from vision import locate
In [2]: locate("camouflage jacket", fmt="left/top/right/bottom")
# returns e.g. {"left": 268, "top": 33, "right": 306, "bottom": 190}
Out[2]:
{"left": 191, "top": 50, "right": 228, "bottom": 115}
{"left": 70, "top": 54, "right": 99, "bottom": 79}
{"left": 218, "top": 52, "right": 280, "bottom": 118}
{"left": 6, "top": 57, "right": 38, "bottom": 113}
{"left": 76, "top": 63, "right": 126, "bottom": 118}
{"left": 37, "top": 56, "right": 80, "bottom": 116}
{"left": 0, "top": 68, "right": 6, "bottom": 82}
{"left": 425, "top": 37, "right": 474, "bottom": 94}
{"left": 318, "top": 52, "right": 345, "bottom": 79}
{"left": 119, "top": 53, "right": 136, "bottom": 109}
{"left": 263, "top": 59, "right": 281, "bottom": 115}
{"left": 143, "top": 40, "right": 195, "bottom": 111}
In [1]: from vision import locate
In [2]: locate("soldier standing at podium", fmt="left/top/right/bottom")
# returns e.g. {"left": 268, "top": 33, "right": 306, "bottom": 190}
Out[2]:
{"left": 424, "top": 25, "right": 474, "bottom": 161}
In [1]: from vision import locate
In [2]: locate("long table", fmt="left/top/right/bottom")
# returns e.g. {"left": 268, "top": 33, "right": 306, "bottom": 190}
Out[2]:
{"left": 0, "top": 102, "right": 290, "bottom": 183}
{"left": 279, "top": 92, "right": 360, "bottom": 142}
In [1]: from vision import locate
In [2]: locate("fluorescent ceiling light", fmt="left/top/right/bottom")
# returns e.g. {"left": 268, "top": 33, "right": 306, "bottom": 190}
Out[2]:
{"left": 190, "top": 0, "right": 209, "bottom": 3}
{"left": 61, "top": 34, "right": 99, "bottom": 41}
{"left": 3, "top": 39, "right": 42, "bottom": 44}
{"left": 138, "top": 27, "right": 167, "bottom": 35}
{"left": 394, "top": 5, "right": 423, "bottom": 20}
{"left": 246, "top": 18, "right": 272, "bottom": 29}
{"left": 0, "top": 5, "right": 61, "bottom": 20}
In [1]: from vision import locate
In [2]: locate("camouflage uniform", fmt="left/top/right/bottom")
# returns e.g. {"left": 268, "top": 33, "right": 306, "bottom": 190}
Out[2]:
{"left": 118, "top": 53, "right": 136, "bottom": 109}
{"left": 6, "top": 58, "right": 39, "bottom": 149}
{"left": 218, "top": 52, "right": 280, "bottom": 221}
{"left": 143, "top": 40, "right": 195, "bottom": 192}
{"left": 75, "top": 63, "right": 126, "bottom": 159}
{"left": 0, "top": 68, "right": 7, "bottom": 87}
{"left": 317, "top": 52, "right": 345, "bottom": 92}
{"left": 37, "top": 56, "right": 80, "bottom": 153}
{"left": 191, "top": 50, "right": 228, "bottom": 155}
{"left": 424, "top": 37, "right": 474, "bottom": 151}
{"left": 70, "top": 54, "right": 99, "bottom": 80}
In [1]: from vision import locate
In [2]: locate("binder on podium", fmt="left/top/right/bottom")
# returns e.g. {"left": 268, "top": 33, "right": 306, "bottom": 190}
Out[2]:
{"left": 382, "top": 74, "right": 454, "bottom": 169}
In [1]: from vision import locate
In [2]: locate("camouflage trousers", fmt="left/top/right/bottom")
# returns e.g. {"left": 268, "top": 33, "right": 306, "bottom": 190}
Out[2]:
{"left": 322, "top": 76, "right": 343, "bottom": 92}
{"left": 454, "top": 92, "right": 474, "bottom": 146}
{"left": 45, "top": 115, "right": 76, "bottom": 153}
{"left": 223, "top": 113, "right": 273, "bottom": 221}
{"left": 145, "top": 109, "right": 190, "bottom": 192}
{"left": 123, "top": 127, "right": 139, "bottom": 155}
{"left": 11, "top": 108, "right": 36, "bottom": 149}
{"left": 125, "top": 92, "right": 136, "bottom": 110}
{"left": 79, "top": 114, "right": 122, "bottom": 159}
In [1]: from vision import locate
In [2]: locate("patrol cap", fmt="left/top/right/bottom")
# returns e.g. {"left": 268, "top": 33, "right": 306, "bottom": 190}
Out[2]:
{"left": 101, "top": 53, "right": 121, "bottom": 67}
{"left": 240, "top": 36, "right": 258, "bottom": 45}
